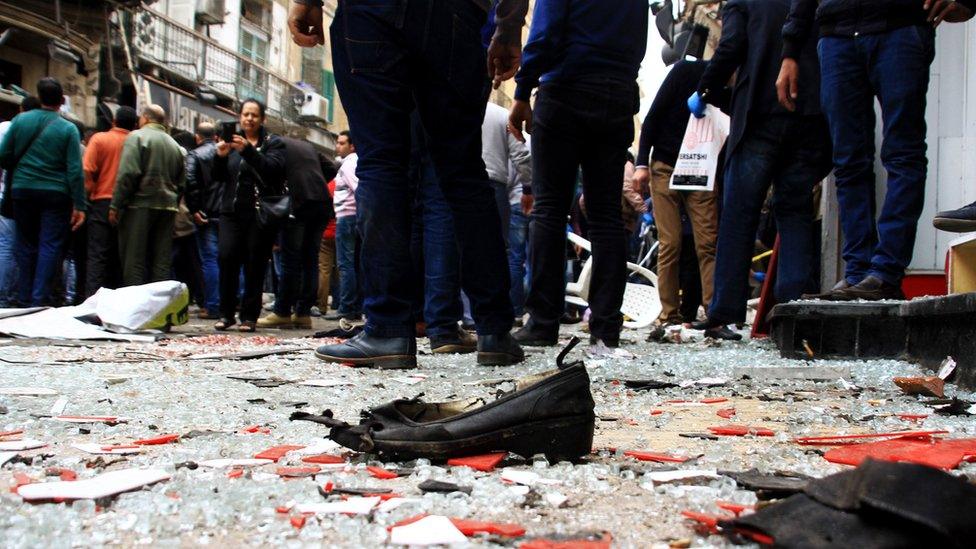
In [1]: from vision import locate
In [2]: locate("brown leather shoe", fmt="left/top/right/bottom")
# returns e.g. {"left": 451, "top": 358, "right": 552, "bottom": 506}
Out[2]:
{"left": 832, "top": 275, "right": 905, "bottom": 301}
{"left": 802, "top": 280, "right": 852, "bottom": 300}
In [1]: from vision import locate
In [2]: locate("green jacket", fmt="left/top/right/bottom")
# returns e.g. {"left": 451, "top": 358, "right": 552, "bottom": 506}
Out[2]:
{"left": 0, "top": 109, "right": 85, "bottom": 210}
{"left": 111, "top": 123, "right": 186, "bottom": 211}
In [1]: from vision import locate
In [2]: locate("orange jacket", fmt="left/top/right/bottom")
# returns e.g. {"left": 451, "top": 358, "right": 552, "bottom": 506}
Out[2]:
{"left": 83, "top": 127, "right": 130, "bottom": 201}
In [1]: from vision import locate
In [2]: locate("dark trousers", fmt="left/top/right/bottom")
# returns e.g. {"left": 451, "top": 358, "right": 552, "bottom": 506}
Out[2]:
{"left": 709, "top": 114, "right": 829, "bottom": 324}
{"left": 171, "top": 233, "right": 205, "bottom": 305}
{"left": 678, "top": 230, "right": 703, "bottom": 322}
{"left": 331, "top": 0, "right": 512, "bottom": 337}
{"left": 527, "top": 83, "right": 635, "bottom": 341}
{"left": 218, "top": 214, "right": 272, "bottom": 322}
{"left": 86, "top": 199, "right": 120, "bottom": 297}
{"left": 818, "top": 25, "right": 935, "bottom": 285}
{"left": 274, "top": 201, "right": 329, "bottom": 317}
{"left": 11, "top": 188, "right": 71, "bottom": 306}
{"left": 118, "top": 208, "right": 175, "bottom": 287}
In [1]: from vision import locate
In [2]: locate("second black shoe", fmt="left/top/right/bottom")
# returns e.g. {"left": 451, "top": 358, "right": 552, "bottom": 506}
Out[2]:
{"left": 293, "top": 338, "right": 594, "bottom": 462}
{"left": 477, "top": 332, "right": 525, "bottom": 366}
{"left": 934, "top": 200, "right": 976, "bottom": 233}
{"left": 314, "top": 332, "right": 417, "bottom": 369}
{"left": 704, "top": 325, "right": 742, "bottom": 341}
{"left": 513, "top": 323, "right": 559, "bottom": 346}
{"left": 429, "top": 326, "right": 477, "bottom": 355}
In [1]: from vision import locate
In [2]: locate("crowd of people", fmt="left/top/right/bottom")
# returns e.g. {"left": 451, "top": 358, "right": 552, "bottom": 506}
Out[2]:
{"left": 1, "top": 0, "right": 974, "bottom": 369}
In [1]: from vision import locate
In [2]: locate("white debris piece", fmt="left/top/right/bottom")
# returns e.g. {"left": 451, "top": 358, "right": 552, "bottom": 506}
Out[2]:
{"left": 389, "top": 515, "right": 467, "bottom": 546}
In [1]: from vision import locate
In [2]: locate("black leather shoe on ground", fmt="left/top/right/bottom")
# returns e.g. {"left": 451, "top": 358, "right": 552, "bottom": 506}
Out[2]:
{"left": 934, "top": 200, "right": 976, "bottom": 233}
{"left": 833, "top": 275, "right": 905, "bottom": 301}
{"left": 589, "top": 335, "right": 620, "bottom": 348}
{"left": 314, "top": 332, "right": 417, "bottom": 369}
{"left": 513, "top": 324, "right": 558, "bottom": 347}
{"left": 429, "top": 327, "right": 477, "bottom": 355}
{"left": 477, "top": 332, "right": 525, "bottom": 365}
{"left": 705, "top": 325, "right": 743, "bottom": 341}
{"left": 292, "top": 338, "right": 594, "bottom": 462}
{"left": 802, "top": 279, "right": 852, "bottom": 300}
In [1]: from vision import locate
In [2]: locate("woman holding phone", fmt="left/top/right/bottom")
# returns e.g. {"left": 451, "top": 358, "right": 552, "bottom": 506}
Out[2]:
{"left": 212, "top": 98, "right": 286, "bottom": 332}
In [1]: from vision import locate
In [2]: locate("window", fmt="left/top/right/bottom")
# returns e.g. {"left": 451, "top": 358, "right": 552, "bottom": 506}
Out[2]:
{"left": 241, "top": 0, "right": 272, "bottom": 32}
{"left": 238, "top": 28, "right": 268, "bottom": 102}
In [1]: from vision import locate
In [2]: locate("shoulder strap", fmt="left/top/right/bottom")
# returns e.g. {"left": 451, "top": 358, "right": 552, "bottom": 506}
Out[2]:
{"left": 10, "top": 115, "right": 59, "bottom": 175}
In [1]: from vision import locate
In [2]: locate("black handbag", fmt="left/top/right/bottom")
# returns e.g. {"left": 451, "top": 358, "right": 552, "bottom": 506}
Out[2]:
{"left": 241, "top": 145, "right": 290, "bottom": 228}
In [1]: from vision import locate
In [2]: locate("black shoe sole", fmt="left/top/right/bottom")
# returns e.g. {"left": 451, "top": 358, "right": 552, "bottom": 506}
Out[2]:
{"left": 371, "top": 414, "right": 595, "bottom": 462}
{"left": 313, "top": 350, "right": 417, "bottom": 369}
{"left": 933, "top": 217, "right": 976, "bottom": 233}
{"left": 704, "top": 330, "right": 742, "bottom": 341}
{"left": 476, "top": 351, "right": 525, "bottom": 366}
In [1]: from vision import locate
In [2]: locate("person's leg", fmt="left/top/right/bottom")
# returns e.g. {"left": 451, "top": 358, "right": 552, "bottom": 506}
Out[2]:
{"left": 649, "top": 161, "right": 684, "bottom": 324}
{"left": 683, "top": 190, "right": 719, "bottom": 315}
{"left": 242, "top": 222, "right": 274, "bottom": 323}
{"left": 578, "top": 101, "right": 632, "bottom": 343}
{"left": 317, "top": 235, "right": 336, "bottom": 311}
{"left": 31, "top": 195, "right": 72, "bottom": 306}
{"left": 335, "top": 216, "right": 362, "bottom": 317}
{"left": 708, "top": 119, "right": 779, "bottom": 324}
{"left": 492, "top": 180, "right": 511, "bottom": 247}
{"left": 149, "top": 210, "right": 175, "bottom": 282}
{"left": 508, "top": 204, "right": 529, "bottom": 318}
{"left": 867, "top": 25, "right": 935, "bottom": 284}
{"left": 196, "top": 220, "right": 221, "bottom": 314}
{"left": 274, "top": 217, "right": 304, "bottom": 317}
{"left": 517, "top": 89, "right": 584, "bottom": 337}
{"left": 818, "top": 36, "right": 878, "bottom": 286}
{"left": 68, "top": 219, "right": 87, "bottom": 303}
{"left": 770, "top": 116, "right": 828, "bottom": 303}
{"left": 118, "top": 208, "right": 150, "bottom": 287}
{"left": 418, "top": 156, "right": 463, "bottom": 339}
{"left": 217, "top": 216, "right": 243, "bottom": 322}
{"left": 678, "top": 231, "right": 704, "bottom": 322}
{"left": 11, "top": 196, "right": 40, "bottom": 306}
{"left": 85, "top": 199, "right": 111, "bottom": 296}
{"left": 296, "top": 210, "right": 326, "bottom": 317}
{"left": 0, "top": 214, "right": 17, "bottom": 306}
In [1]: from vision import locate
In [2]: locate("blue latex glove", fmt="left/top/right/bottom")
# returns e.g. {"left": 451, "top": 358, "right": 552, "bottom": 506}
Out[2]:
{"left": 687, "top": 92, "right": 706, "bottom": 119}
{"left": 642, "top": 212, "right": 653, "bottom": 225}
{"left": 753, "top": 271, "right": 766, "bottom": 283}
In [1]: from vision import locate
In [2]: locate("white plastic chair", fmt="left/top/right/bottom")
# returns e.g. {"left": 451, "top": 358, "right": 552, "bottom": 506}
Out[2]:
{"left": 564, "top": 232, "right": 662, "bottom": 329}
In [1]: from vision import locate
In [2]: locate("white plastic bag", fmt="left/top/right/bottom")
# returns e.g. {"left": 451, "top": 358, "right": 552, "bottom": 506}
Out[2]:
{"left": 87, "top": 281, "right": 190, "bottom": 332}
{"left": 670, "top": 106, "right": 730, "bottom": 192}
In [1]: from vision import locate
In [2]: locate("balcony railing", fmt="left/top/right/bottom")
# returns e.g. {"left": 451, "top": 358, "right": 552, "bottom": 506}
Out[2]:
{"left": 129, "top": 7, "right": 302, "bottom": 121}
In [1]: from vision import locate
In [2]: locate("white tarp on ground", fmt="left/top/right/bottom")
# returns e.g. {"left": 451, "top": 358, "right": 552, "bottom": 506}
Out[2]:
{"left": 0, "top": 281, "right": 188, "bottom": 342}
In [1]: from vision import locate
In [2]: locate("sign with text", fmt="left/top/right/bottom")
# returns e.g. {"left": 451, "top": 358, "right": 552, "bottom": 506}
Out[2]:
{"left": 670, "top": 106, "right": 730, "bottom": 192}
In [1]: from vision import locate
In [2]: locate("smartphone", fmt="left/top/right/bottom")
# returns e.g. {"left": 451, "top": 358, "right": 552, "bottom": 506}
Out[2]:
{"left": 220, "top": 121, "right": 239, "bottom": 143}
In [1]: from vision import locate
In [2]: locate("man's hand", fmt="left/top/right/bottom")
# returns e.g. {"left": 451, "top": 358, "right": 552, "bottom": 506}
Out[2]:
{"left": 70, "top": 209, "right": 86, "bottom": 232}
{"left": 108, "top": 208, "right": 118, "bottom": 227}
{"left": 633, "top": 167, "right": 650, "bottom": 194}
{"left": 521, "top": 194, "right": 534, "bottom": 216}
{"left": 776, "top": 58, "right": 800, "bottom": 112}
{"left": 193, "top": 212, "right": 208, "bottom": 226}
{"left": 487, "top": 40, "right": 522, "bottom": 89}
{"left": 508, "top": 100, "right": 533, "bottom": 143}
{"left": 924, "top": 0, "right": 974, "bottom": 25}
{"left": 216, "top": 140, "right": 231, "bottom": 157}
{"left": 288, "top": 2, "right": 325, "bottom": 47}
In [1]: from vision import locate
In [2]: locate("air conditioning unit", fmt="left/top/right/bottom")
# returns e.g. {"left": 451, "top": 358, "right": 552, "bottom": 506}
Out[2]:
{"left": 299, "top": 92, "right": 331, "bottom": 124}
{"left": 195, "top": 0, "right": 226, "bottom": 25}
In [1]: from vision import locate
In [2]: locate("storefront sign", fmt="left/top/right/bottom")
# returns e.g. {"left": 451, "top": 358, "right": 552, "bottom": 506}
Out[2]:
{"left": 137, "top": 76, "right": 233, "bottom": 134}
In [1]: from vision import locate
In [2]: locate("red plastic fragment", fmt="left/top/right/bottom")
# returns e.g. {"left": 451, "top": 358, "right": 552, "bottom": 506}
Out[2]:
{"left": 663, "top": 399, "right": 690, "bottom": 404}
{"left": 794, "top": 430, "right": 948, "bottom": 446}
{"left": 451, "top": 518, "right": 526, "bottom": 537}
{"left": 276, "top": 466, "right": 321, "bottom": 478}
{"left": 446, "top": 452, "right": 507, "bottom": 472}
{"left": 367, "top": 466, "right": 399, "bottom": 480}
{"left": 623, "top": 451, "right": 690, "bottom": 463}
{"left": 290, "top": 515, "right": 307, "bottom": 529}
{"left": 519, "top": 533, "right": 613, "bottom": 549}
{"left": 649, "top": 409, "right": 664, "bottom": 416}
{"left": 239, "top": 424, "right": 272, "bottom": 435}
{"left": 823, "top": 437, "right": 976, "bottom": 470}
{"left": 11, "top": 472, "right": 33, "bottom": 493}
{"left": 276, "top": 505, "right": 291, "bottom": 514}
{"left": 227, "top": 468, "right": 244, "bottom": 479}
{"left": 134, "top": 434, "right": 180, "bottom": 445}
{"left": 254, "top": 445, "right": 305, "bottom": 461}
{"left": 708, "top": 425, "right": 775, "bottom": 437}
{"left": 45, "top": 468, "right": 77, "bottom": 481}
{"left": 56, "top": 416, "right": 120, "bottom": 424}
{"left": 897, "top": 413, "right": 929, "bottom": 421}
{"left": 701, "top": 397, "right": 729, "bottom": 404}
{"left": 301, "top": 454, "right": 345, "bottom": 465}
{"left": 0, "top": 429, "right": 24, "bottom": 439}
{"left": 716, "top": 501, "right": 754, "bottom": 516}
{"left": 322, "top": 482, "right": 334, "bottom": 494}
{"left": 716, "top": 408, "right": 736, "bottom": 419}
{"left": 681, "top": 510, "right": 725, "bottom": 533}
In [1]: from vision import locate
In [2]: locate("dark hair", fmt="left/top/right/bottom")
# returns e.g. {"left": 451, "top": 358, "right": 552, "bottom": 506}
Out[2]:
{"left": 339, "top": 130, "right": 352, "bottom": 145}
{"left": 114, "top": 106, "right": 138, "bottom": 131}
{"left": 240, "top": 97, "right": 266, "bottom": 118}
{"left": 21, "top": 96, "right": 41, "bottom": 112}
{"left": 172, "top": 130, "right": 196, "bottom": 151}
{"left": 36, "top": 77, "right": 64, "bottom": 107}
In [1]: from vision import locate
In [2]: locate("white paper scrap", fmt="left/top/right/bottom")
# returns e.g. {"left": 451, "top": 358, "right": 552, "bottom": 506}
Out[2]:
{"left": 0, "top": 387, "right": 57, "bottom": 396}
{"left": 72, "top": 443, "right": 142, "bottom": 455}
{"left": 501, "top": 468, "right": 562, "bottom": 486}
{"left": 49, "top": 397, "right": 69, "bottom": 415}
{"left": 390, "top": 515, "right": 467, "bottom": 546}
{"left": 295, "top": 496, "right": 380, "bottom": 515}
{"left": 298, "top": 379, "right": 352, "bottom": 388}
{"left": 0, "top": 439, "right": 47, "bottom": 451}
{"left": 18, "top": 468, "right": 171, "bottom": 501}
{"left": 198, "top": 458, "right": 274, "bottom": 469}
{"left": 377, "top": 497, "right": 419, "bottom": 513}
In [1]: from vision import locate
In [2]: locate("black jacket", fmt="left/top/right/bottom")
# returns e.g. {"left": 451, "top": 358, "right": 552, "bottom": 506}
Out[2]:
{"left": 637, "top": 60, "right": 708, "bottom": 168}
{"left": 213, "top": 128, "right": 287, "bottom": 218}
{"left": 698, "top": 0, "right": 822, "bottom": 156}
{"left": 280, "top": 136, "right": 335, "bottom": 220}
{"left": 782, "top": 0, "right": 973, "bottom": 58}
{"left": 185, "top": 141, "right": 220, "bottom": 218}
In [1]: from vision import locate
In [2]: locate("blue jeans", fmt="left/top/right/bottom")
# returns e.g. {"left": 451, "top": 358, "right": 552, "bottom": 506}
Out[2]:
{"left": 331, "top": 0, "right": 512, "bottom": 337}
{"left": 410, "top": 127, "right": 463, "bottom": 338}
{"left": 818, "top": 25, "right": 935, "bottom": 285}
{"left": 11, "top": 189, "right": 72, "bottom": 306}
{"left": 335, "top": 215, "right": 362, "bottom": 316}
{"left": 196, "top": 220, "right": 220, "bottom": 314}
{"left": 709, "top": 114, "right": 830, "bottom": 324}
{"left": 0, "top": 214, "right": 18, "bottom": 306}
{"left": 508, "top": 204, "right": 529, "bottom": 317}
